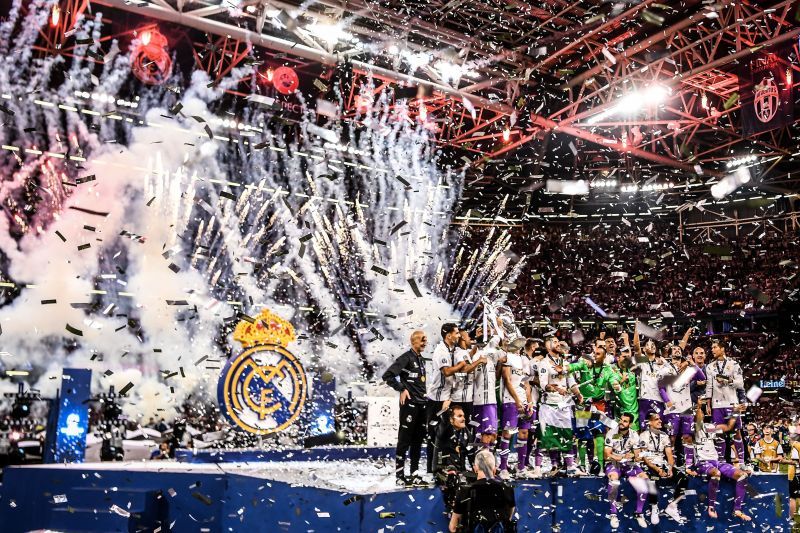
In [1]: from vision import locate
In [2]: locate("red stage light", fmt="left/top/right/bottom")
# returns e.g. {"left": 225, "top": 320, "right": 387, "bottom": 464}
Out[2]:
{"left": 787, "top": 68, "right": 793, "bottom": 88}
{"left": 272, "top": 66, "right": 299, "bottom": 95}
{"left": 130, "top": 28, "right": 172, "bottom": 85}
{"left": 50, "top": 5, "right": 60, "bottom": 27}
{"left": 502, "top": 128, "right": 511, "bottom": 142}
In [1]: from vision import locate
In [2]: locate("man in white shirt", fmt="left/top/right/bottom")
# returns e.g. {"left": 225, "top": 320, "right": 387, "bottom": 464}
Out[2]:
{"left": 525, "top": 340, "right": 546, "bottom": 477}
{"left": 498, "top": 344, "right": 530, "bottom": 479}
{"left": 538, "top": 337, "right": 582, "bottom": 475}
{"left": 425, "top": 323, "right": 466, "bottom": 473}
{"left": 703, "top": 339, "right": 746, "bottom": 464}
{"left": 471, "top": 332, "right": 504, "bottom": 447}
{"left": 450, "top": 329, "right": 487, "bottom": 421}
{"left": 633, "top": 333, "right": 668, "bottom": 426}
{"left": 604, "top": 413, "right": 651, "bottom": 529}
{"left": 687, "top": 399, "right": 751, "bottom": 522}
{"left": 659, "top": 349, "right": 706, "bottom": 468}
{"left": 639, "top": 413, "right": 687, "bottom": 524}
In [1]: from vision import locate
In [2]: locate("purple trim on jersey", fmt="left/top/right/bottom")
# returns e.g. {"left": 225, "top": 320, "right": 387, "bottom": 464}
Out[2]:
{"left": 696, "top": 460, "right": 738, "bottom": 478}
{"left": 712, "top": 407, "right": 743, "bottom": 430}
{"left": 664, "top": 413, "right": 695, "bottom": 437}
{"left": 472, "top": 403, "right": 498, "bottom": 434}
{"left": 638, "top": 398, "right": 664, "bottom": 423}
{"left": 605, "top": 462, "right": 644, "bottom": 478}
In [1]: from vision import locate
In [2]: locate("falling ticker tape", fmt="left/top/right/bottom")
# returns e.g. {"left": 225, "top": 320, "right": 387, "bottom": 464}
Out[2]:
{"left": 407, "top": 278, "right": 422, "bottom": 297}
{"left": 65, "top": 323, "right": 83, "bottom": 336}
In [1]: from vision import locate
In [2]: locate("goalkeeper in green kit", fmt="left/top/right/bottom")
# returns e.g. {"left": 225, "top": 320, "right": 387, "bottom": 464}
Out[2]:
{"left": 568, "top": 338, "right": 612, "bottom": 474}
{"left": 610, "top": 338, "right": 639, "bottom": 431}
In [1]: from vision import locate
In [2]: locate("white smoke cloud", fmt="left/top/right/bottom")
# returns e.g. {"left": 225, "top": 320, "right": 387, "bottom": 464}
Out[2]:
{"left": 0, "top": 2, "right": 511, "bottom": 428}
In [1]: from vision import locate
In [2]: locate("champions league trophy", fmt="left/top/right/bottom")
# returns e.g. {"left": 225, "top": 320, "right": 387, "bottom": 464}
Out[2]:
{"left": 481, "top": 298, "right": 526, "bottom": 352}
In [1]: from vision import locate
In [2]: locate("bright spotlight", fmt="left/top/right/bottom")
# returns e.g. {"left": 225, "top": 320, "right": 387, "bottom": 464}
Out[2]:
{"left": 403, "top": 50, "right": 431, "bottom": 73}
{"left": 308, "top": 21, "right": 351, "bottom": 45}
{"left": 711, "top": 167, "right": 752, "bottom": 199}
{"left": 434, "top": 61, "right": 463, "bottom": 84}
{"left": 587, "top": 84, "right": 670, "bottom": 124}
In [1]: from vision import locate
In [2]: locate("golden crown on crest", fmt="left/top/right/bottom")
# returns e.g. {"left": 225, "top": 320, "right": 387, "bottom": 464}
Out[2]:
{"left": 233, "top": 308, "right": 297, "bottom": 348}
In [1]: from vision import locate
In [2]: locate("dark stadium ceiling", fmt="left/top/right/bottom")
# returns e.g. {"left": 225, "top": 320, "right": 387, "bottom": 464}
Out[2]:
{"left": 88, "top": 0, "right": 800, "bottom": 220}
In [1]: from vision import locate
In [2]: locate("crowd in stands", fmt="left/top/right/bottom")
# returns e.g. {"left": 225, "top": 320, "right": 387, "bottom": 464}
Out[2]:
{"left": 503, "top": 226, "right": 799, "bottom": 318}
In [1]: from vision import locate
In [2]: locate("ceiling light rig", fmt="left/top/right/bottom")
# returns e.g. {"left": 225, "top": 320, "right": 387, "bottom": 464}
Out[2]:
{"left": 590, "top": 179, "right": 617, "bottom": 188}
{"left": 725, "top": 154, "right": 759, "bottom": 168}
{"left": 586, "top": 84, "right": 670, "bottom": 125}
{"left": 620, "top": 182, "right": 674, "bottom": 193}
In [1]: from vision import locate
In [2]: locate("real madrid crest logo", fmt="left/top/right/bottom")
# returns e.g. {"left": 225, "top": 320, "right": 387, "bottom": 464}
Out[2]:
{"left": 217, "top": 309, "right": 308, "bottom": 435}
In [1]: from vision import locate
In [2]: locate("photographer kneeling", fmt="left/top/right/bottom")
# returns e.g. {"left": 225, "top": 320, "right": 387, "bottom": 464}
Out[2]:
{"left": 436, "top": 406, "right": 475, "bottom": 509}
{"left": 448, "top": 449, "right": 516, "bottom": 533}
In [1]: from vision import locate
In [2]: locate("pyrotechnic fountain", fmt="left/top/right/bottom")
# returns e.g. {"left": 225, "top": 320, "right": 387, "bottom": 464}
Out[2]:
{"left": 0, "top": 0, "right": 517, "bottom": 423}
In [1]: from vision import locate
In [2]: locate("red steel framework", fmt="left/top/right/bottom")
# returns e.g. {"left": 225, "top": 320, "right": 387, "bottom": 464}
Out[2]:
{"left": 43, "top": 0, "right": 800, "bottom": 187}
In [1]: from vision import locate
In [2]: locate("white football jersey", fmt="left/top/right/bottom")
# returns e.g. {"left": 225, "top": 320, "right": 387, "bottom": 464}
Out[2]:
{"left": 450, "top": 347, "right": 475, "bottom": 404}
{"left": 694, "top": 423, "right": 720, "bottom": 462}
{"left": 500, "top": 352, "right": 527, "bottom": 404}
{"left": 526, "top": 356, "right": 542, "bottom": 405}
{"left": 425, "top": 341, "right": 456, "bottom": 402}
{"left": 639, "top": 428, "right": 670, "bottom": 468}
{"left": 472, "top": 345, "right": 500, "bottom": 406}
{"left": 704, "top": 357, "right": 744, "bottom": 409}
{"left": 538, "top": 355, "right": 576, "bottom": 406}
{"left": 605, "top": 427, "right": 642, "bottom": 459}
{"left": 638, "top": 359, "right": 668, "bottom": 401}
{"left": 661, "top": 364, "right": 699, "bottom": 414}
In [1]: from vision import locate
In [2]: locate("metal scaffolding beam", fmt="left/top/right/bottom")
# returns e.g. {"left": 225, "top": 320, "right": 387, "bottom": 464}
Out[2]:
{"left": 93, "top": 0, "right": 514, "bottom": 115}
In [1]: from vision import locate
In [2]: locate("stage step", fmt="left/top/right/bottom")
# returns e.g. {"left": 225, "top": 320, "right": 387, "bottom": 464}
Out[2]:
{"left": 49, "top": 488, "right": 167, "bottom": 532}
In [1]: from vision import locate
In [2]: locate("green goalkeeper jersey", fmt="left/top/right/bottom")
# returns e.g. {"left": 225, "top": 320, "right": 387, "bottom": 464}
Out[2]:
{"left": 568, "top": 359, "right": 608, "bottom": 401}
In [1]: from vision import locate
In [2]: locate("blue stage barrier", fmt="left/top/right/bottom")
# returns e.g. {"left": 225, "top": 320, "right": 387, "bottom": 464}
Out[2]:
{"left": 0, "top": 465, "right": 791, "bottom": 532}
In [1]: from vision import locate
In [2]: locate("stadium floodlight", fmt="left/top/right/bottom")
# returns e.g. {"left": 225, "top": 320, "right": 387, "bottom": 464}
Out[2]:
{"left": 711, "top": 167, "right": 752, "bottom": 199}
{"left": 587, "top": 84, "right": 670, "bottom": 124}
{"left": 725, "top": 154, "right": 759, "bottom": 168}
{"left": 307, "top": 21, "right": 353, "bottom": 45}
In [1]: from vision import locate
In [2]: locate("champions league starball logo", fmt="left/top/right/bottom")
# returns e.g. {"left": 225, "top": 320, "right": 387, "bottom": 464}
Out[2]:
{"left": 754, "top": 76, "right": 779, "bottom": 123}
{"left": 217, "top": 309, "right": 308, "bottom": 435}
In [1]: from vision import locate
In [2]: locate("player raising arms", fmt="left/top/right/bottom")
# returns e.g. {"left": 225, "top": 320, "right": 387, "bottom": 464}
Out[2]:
{"left": 632, "top": 325, "right": 668, "bottom": 428}
{"left": 659, "top": 331, "right": 706, "bottom": 467}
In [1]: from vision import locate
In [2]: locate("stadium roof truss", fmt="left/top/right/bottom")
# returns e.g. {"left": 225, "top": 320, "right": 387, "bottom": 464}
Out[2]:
{"left": 50, "top": 0, "right": 800, "bottom": 214}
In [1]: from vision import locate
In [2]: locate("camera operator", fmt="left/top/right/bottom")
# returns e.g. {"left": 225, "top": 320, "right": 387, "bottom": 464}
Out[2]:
{"left": 436, "top": 405, "right": 474, "bottom": 509}
{"left": 448, "top": 449, "right": 516, "bottom": 533}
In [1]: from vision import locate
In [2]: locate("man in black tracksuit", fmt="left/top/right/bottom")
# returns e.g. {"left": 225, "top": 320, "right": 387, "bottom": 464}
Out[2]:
{"left": 382, "top": 329, "right": 429, "bottom": 485}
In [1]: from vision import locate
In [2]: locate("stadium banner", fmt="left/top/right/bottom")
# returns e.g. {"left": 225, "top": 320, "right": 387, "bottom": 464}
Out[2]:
{"left": 738, "top": 45, "right": 795, "bottom": 136}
